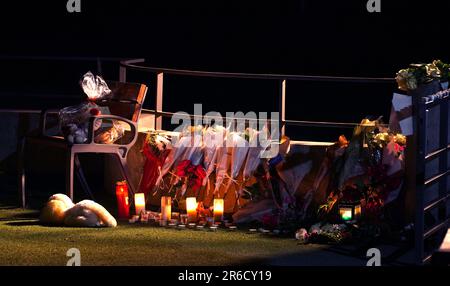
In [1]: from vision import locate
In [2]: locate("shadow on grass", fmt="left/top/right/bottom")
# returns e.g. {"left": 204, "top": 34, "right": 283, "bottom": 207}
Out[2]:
{"left": 0, "top": 206, "right": 17, "bottom": 210}
{"left": 6, "top": 221, "right": 41, "bottom": 227}
{"left": 234, "top": 247, "right": 366, "bottom": 266}
{"left": 0, "top": 210, "right": 40, "bottom": 222}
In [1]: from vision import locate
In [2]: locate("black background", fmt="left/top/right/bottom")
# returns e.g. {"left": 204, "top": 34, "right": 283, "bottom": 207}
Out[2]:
{"left": 1, "top": 0, "right": 449, "bottom": 140}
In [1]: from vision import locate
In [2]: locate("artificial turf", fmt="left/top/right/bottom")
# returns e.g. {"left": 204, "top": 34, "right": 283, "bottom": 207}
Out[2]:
{"left": 0, "top": 205, "right": 324, "bottom": 266}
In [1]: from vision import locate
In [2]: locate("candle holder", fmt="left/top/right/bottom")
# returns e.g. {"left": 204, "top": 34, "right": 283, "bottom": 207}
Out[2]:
{"left": 213, "top": 199, "right": 224, "bottom": 224}
{"left": 180, "top": 214, "right": 188, "bottom": 225}
{"left": 186, "top": 197, "right": 198, "bottom": 223}
{"left": 161, "top": 196, "right": 172, "bottom": 222}
{"left": 115, "top": 181, "right": 130, "bottom": 220}
{"left": 338, "top": 202, "right": 362, "bottom": 222}
{"left": 134, "top": 193, "right": 146, "bottom": 216}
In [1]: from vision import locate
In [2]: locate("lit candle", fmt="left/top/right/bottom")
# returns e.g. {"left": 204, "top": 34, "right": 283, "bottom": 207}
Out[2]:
{"left": 161, "top": 196, "right": 172, "bottom": 222}
{"left": 340, "top": 207, "right": 353, "bottom": 221}
{"left": 213, "top": 199, "right": 224, "bottom": 223}
{"left": 354, "top": 204, "right": 362, "bottom": 220}
{"left": 186, "top": 197, "right": 198, "bottom": 223}
{"left": 115, "top": 181, "right": 130, "bottom": 219}
{"left": 134, "top": 193, "right": 146, "bottom": 215}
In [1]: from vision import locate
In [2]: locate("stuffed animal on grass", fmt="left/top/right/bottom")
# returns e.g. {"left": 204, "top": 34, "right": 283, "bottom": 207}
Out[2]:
{"left": 40, "top": 194, "right": 117, "bottom": 227}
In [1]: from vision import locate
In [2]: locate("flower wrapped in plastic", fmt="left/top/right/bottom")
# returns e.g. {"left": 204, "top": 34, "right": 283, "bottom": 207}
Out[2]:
{"left": 154, "top": 133, "right": 191, "bottom": 190}
{"left": 138, "top": 132, "right": 172, "bottom": 196}
{"left": 59, "top": 72, "right": 124, "bottom": 144}
{"left": 243, "top": 128, "right": 265, "bottom": 181}
{"left": 319, "top": 118, "right": 407, "bottom": 222}
{"left": 213, "top": 139, "right": 231, "bottom": 195}
{"left": 154, "top": 127, "right": 205, "bottom": 195}
{"left": 224, "top": 132, "right": 250, "bottom": 203}
{"left": 179, "top": 126, "right": 204, "bottom": 166}
{"left": 202, "top": 125, "right": 226, "bottom": 188}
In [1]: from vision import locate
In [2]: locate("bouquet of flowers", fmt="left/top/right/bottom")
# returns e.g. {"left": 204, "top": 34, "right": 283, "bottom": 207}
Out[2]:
{"left": 174, "top": 159, "right": 206, "bottom": 197}
{"left": 243, "top": 128, "right": 265, "bottom": 181}
{"left": 59, "top": 72, "right": 124, "bottom": 144}
{"left": 154, "top": 134, "right": 192, "bottom": 191}
{"left": 395, "top": 60, "right": 448, "bottom": 91}
{"left": 296, "top": 223, "right": 351, "bottom": 244}
{"left": 138, "top": 132, "right": 171, "bottom": 196}
{"left": 224, "top": 132, "right": 250, "bottom": 201}
{"left": 213, "top": 139, "right": 231, "bottom": 195}
{"left": 202, "top": 125, "right": 226, "bottom": 188}
{"left": 318, "top": 118, "right": 406, "bottom": 222}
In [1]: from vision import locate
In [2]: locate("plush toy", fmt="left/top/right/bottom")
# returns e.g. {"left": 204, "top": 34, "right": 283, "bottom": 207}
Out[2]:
{"left": 40, "top": 194, "right": 117, "bottom": 227}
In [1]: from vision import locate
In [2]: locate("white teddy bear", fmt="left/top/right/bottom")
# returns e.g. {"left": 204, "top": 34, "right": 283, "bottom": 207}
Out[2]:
{"left": 40, "top": 194, "right": 117, "bottom": 228}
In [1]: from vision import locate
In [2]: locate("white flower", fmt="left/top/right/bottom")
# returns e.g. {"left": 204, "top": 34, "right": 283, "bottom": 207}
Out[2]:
{"left": 321, "top": 224, "right": 335, "bottom": 233}
{"left": 309, "top": 223, "right": 321, "bottom": 235}
{"left": 295, "top": 228, "right": 309, "bottom": 243}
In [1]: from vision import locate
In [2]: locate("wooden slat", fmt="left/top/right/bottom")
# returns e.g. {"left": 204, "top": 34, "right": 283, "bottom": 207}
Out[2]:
{"left": 103, "top": 81, "right": 148, "bottom": 123}
{"left": 425, "top": 145, "right": 450, "bottom": 161}
{"left": 424, "top": 220, "right": 450, "bottom": 239}
{"left": 424, "top": 170, "right": 450, "bottom": 186}
{"left": 424, "top": 194, "right": 450, "bottom": 212}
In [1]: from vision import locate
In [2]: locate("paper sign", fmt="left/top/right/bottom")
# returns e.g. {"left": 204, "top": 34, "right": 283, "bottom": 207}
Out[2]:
{"left": 392, "top": 93, "right": 412, "bottom": 111}
{"left": 399, "top": 117, "right": 413, "bottom": 136}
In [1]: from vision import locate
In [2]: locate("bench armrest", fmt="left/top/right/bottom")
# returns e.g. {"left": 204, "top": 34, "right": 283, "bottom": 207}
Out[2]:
{"left": 39, "top": 109, "right": 61, "bottom": 136}
{"left": 87, "top": 115, "right": 138, "bottom": 148}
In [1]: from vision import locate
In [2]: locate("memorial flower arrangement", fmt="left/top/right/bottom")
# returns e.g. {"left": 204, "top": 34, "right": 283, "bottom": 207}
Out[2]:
{"left": 296, "top": 223, "right": 351, "bottom": 244}
{"left": 395, "top": 60, "right": 449, "bottom": 91}
{"left": 318, "top": 118, "right": 406, "bottom": 223}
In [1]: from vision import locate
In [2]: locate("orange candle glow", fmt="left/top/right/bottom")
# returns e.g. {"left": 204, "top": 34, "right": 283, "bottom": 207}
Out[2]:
{"left": 134, "top": 193, "right": 146, "bottom": 215}
{"left": 213, "top": 199, "right": 224, "bottom": 223}
{"left": 115, "top": 181, "right": 130, "bottom": 219}
{"left": 186, "top": 197, "right": 198, "bottom": 223}
{"left": 161, "top": 196, "right": 172, "bottom": 221}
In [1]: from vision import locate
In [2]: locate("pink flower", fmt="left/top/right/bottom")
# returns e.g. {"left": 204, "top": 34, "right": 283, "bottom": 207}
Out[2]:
{"left": 295, "top": 228, "right": 309, "bottom": 243}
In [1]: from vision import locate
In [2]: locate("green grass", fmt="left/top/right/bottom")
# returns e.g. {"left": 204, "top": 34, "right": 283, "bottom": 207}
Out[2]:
{"left": 0, "top": 206, "right": 312, "bottom": 266}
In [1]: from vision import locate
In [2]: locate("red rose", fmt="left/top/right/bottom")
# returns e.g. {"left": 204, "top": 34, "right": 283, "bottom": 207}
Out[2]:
{"left": 176, "top": 160, "right": 192, "bottom": 177}
{"left": 187, "top": 165, "right": 196, "bottom": 174}
{"left": 190, "top": 177, "right": 202, "bottom": 192}
{"left": 194, "top": 165, "right": 206, "bottom": 180}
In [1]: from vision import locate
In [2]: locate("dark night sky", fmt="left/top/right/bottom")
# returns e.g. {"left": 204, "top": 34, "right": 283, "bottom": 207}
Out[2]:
{"left": 1, "top": 0, "right": 450, "bottom": 140}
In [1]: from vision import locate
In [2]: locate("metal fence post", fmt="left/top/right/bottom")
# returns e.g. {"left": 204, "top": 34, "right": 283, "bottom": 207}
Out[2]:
{"left": 119, "top": 66, "right": 127, "bottom": 82}
{"left": 156, "top": 72, "right": 164, "bottom": 130}
{"left": 279, "top": 79, "right": 286, "bottom": 137}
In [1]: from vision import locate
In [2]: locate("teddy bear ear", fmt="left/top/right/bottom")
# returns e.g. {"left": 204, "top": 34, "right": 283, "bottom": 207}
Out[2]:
{"left": 48, "top": 194, "right": 75, "bottom": 208}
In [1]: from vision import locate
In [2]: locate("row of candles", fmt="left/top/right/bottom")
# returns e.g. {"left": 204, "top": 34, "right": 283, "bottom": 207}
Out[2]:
{"left": 115, "top": 181, "right": 224, "bottom": 223}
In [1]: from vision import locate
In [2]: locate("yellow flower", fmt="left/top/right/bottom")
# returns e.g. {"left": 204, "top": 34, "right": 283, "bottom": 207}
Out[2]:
{"left": 395, "top": 134, "right": 407, "bottom": 146}
{"left": 396, "top": 69, "right": 411, "bottom": 91}
{"left": 426, "top": 63, "right": 441, "bottom": 78}
{"left": 374, "top": 132, "right": 390, "bottom": 143}
{"left": 406, "top": 76, "right": 417, "bottom": 90}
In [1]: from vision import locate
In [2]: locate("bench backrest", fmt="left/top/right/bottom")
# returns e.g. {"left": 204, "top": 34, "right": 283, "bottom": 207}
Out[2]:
{"left": 99, "top": 81, "right": 148, "bottom": 123}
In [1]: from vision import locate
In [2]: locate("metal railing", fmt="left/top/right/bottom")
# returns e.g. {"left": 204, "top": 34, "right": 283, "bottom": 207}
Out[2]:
{"left": 119, "top": 59, "right": 394, "bottom": 135}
